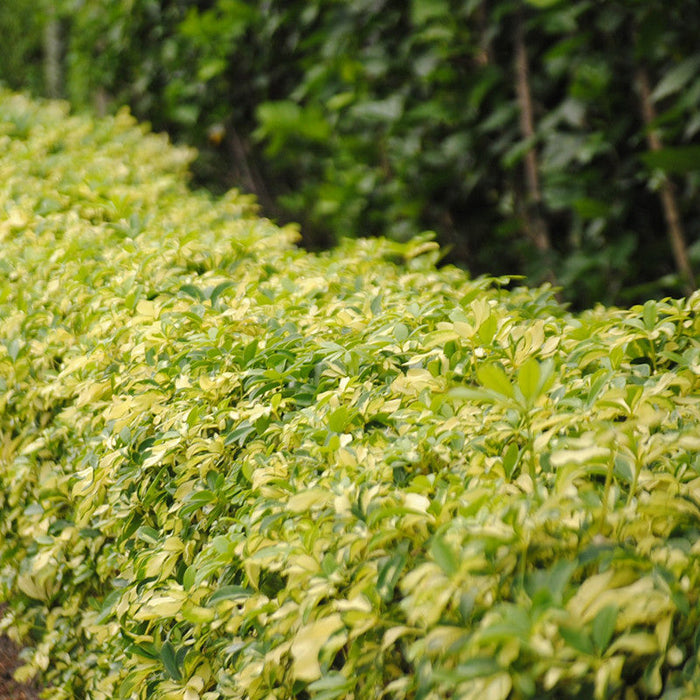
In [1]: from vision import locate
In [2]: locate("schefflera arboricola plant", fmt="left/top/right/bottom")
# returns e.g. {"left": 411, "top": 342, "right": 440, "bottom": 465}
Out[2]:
{"left": 1, "top": 88, "right": 700, "bottom": 700}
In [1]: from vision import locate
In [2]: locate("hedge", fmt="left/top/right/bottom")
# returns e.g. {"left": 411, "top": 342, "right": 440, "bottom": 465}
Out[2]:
{"left": 1, "top": 90, "right": 700, "bottom": 699}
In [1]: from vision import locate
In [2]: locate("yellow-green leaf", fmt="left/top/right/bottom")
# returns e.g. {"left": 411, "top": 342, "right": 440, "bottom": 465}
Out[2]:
{"left": 291, "top": 614, "right": 345, "bottom": 682}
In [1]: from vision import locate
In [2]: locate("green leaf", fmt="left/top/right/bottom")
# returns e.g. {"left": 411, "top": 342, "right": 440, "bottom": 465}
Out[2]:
{"left": 209, "top": 585, "right": 252, "bottom": 604}
{"left": 592, "top": 604, "right": 618, "bottom": 654}
{"left": 307, "top": 672, "right": 352, "bottom": 700}
{"left": 182, "top": 602, "right": 216, "bottom": 624}
{"left": 502, "top": 443, "right": 520, "bottom": 481}
{"left": 180, "top": 284, "right": 205, "bottom": 301}
{"left": 6, "top": 338, "right": 22, "bottom": 362}
{"left": 411, "top": 0, "right": 450, "bottom": 25}
{"left": 96, "top": 589, "right": 122, "bottom": 624}
{"left": 449, "top": 657, "right": 501, "bottom": 682}
{"left": 183, "top": 565, "right": 196, "bottom": 591}
{"left": 560, "top": 625, "right": 594, "bottom": 656}
{"left": 547, "top": 560, "right": 577, "bottom": 602}
{"left": 476, "top": 364, "right": 515, "bottom": 398}
{"left": 641, "top": 146, "right": 700, "bottom": 175}
{"left": 197, "top": 58, "right": 228, "bottom": 82}
{"left": 327, "top": 406, "right": 350, "bottom": 433}
{"left": 350, "top": 95, "right": 404, "bottom": 123}
{"left": 255, "top": 100, "right": 330, "bottom": 154}
{"left": 393, "top": 322, "right": 409, "bottom": 342}
{"left": 291, "top": 614, "right": 345, "bottom": 682}
{"left": 476, "top": 314, "right": 498, "bottom": 344}
{"left": 377, "top": 548, "right": 408, "bottom": 602}
{"left": 136, "top": 526, "right": 161, "bottom": 545}
{"left": 160, "top": 642, "right": 182, "bottom": 681}
{"left": 651, "top": 57, "right": 700, "bottom": 102}
{"left": 430, "top": 534, "right": 458, "bottom": 576}
{"left": 517, "top": 357, "right": 541, "bottom": 402}
{"left": 642, "top": 300, "right": 657, "bottom": 330}
{"left": 225, "top": 420, "right": 255, "bottom": 446}
{"left": 210, "top": 280, "right": 236, "bottom": 307}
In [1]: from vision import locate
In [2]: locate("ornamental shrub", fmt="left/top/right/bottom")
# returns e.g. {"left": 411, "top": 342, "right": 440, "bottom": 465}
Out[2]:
{"left": 1, "top": 90, "right": 700, "bottom": 699}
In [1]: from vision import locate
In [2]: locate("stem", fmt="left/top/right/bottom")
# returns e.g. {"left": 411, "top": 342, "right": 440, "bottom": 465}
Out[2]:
{"left": 636, "top": 66, "right": 696, "bottom": 295}
{"left": 527, "top": 431, "right": 537, "bottom": 484}
{"left": 522, "top": 412, "right": 537, "bottom": 485}
{"left": 602, "top": 454, "right": 614, "bottom": 524}
{"left": 627, "top": 455, "right": 641, "bottom": 508}
{"left": 518, "top": 536, "right": 528, "bottom": 592}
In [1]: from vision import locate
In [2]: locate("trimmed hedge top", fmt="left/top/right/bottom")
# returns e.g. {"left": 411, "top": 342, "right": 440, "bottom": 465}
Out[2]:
{"left": 1, "top": 90, "right": 700, "bottom": 699}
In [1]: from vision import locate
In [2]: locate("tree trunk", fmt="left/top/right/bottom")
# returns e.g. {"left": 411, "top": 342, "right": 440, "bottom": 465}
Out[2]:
{"left": 475, "top": 0, "right": 493, "bottom": 66}
{"left": 513, "top": 5, "right": 555, "bottom": 285}
{"left": 636, "top": 66, "right": 696, "bottom": 295}
{"left": 43, "top": 10, "right": 63, "bottom": 99}
{"left": 224, "top": 126, "right": 278, "bottom": 219}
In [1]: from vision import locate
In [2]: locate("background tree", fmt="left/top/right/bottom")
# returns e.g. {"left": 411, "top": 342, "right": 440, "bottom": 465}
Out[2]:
{"left": 3, "top": 0, "right": 699, "bottom": 308}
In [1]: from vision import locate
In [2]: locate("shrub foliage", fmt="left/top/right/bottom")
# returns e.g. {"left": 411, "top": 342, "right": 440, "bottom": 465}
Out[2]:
{"left": 4, "top": 0, "right": 700, "bottom": 305}
{"left": 1, "top": 91, "right": 700, "bottom": 699}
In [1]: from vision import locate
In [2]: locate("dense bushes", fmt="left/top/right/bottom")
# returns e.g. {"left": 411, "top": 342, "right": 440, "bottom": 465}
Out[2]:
{"left": 2, "top": 91, "right": 700, "bottom": 698}
{"left": 3, "top": 0, "right": 700, "bottom": 306}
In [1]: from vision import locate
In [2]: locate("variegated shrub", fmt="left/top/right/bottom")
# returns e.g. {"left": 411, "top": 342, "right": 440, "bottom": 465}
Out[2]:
{"left": 1, "top": 90, "right": 700, "bottom": 699}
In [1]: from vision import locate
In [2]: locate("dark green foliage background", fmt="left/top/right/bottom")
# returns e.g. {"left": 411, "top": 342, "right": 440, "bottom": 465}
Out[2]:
{"left": 2, "top": 0, "right": 700, "bottom": 307}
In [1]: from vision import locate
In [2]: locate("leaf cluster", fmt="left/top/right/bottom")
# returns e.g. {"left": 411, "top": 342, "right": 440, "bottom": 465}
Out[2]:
{"left": 1, "top": 90, "right": 700, "bottom": 699}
